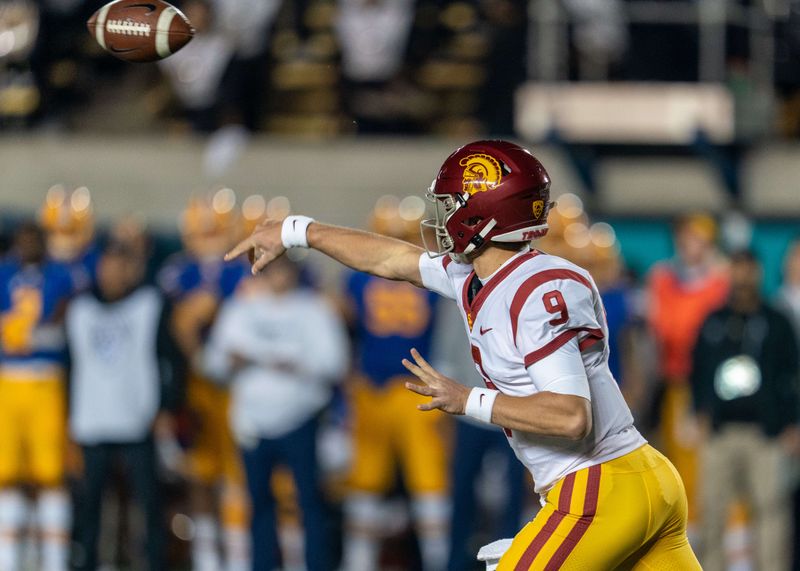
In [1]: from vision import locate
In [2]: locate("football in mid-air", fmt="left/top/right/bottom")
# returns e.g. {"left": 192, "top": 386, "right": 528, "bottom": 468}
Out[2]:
{"left": 87, "top": 0, "right": 194, "bottom": 63}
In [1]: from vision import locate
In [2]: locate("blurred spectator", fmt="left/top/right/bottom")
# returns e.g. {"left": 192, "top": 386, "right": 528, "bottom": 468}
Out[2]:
{"left": 160, "top": 0, "right": 281, "bottom": 133}
{"left": 646, "top": 213, "right": 729, "bottom": 527}
{"left": 337, "top": 0, "right": 414, "bottom": 83}
{"left": 778, "top": 239, "right": 800, "bottom": 339}
{"left": 776, "top": 238, "right": 800, "bottom": 570}
{"left": 774, "top": 0, "right": 800, "bottom": 136}
{"left": 203, "top": 255, "right": 348, "bottom": 571}
{"left": 38, "top": 186, "right": 99, "bottom": 294}
{"left": 691, "top": 250, "right": 800, "bottom": 571}
{"left": 335, "top": 0, "right": 419, "bottom": 132}
{"left": 0, "top": 222, "right": 73, "bottom": 571}
{"left": 157, "top": 193, "right": 250, "bottom": 571}
{"left": 108, "top": 214, "right": 154, "bottom": 277}
{"left": 26, "top": 0, "right": 90, "bottom": 126}
{"left": 67, "top": 241, "right": 185, "bottom": 571}
{"left": 478, "top": 0, "right": 527, "bottom": 134}
{"left": 431, "top": 299, "right": 525, "bottom": 571}
{"left": 341, "top": 196, "right": 449, "bottom": 571}
{"left": 212, "top": 0, "right": 281, "bottom": 131}
{"left": 159, "top": 0, "right": 235, "bottom": 133}
{"left": 0, "top": 0, "right": 40, "bottom": 127}
{"left": 561, "top": 0, "right": 627, "bottom": 80}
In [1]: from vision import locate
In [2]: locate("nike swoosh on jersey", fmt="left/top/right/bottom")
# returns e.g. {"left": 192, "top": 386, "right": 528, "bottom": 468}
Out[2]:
{"left": 479, "top": 326, "right": 493, "bottom": 335}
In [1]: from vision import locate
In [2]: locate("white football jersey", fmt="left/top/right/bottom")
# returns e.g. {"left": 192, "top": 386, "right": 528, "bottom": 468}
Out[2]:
{"left": 419, "top": 248, "right": 646, "bottom": 494}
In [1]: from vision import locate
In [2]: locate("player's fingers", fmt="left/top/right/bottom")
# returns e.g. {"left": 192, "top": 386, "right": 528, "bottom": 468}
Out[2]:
{"left": 409, "top": 348, "right": 435, "bottom": 373}
{"left": 405, "top": 381, "right": 434, "bottom": 397}
{"left": 225, "top": 238, "right": 253, "bottom": 261}
{"left": 251, "top": 249, "right": 279, "bottom": 275}
{"left": 418, "top": 398, "right": 444, "bottom": 412}
{"left": 401, "top": 358, "right": 431, "bottom": 384}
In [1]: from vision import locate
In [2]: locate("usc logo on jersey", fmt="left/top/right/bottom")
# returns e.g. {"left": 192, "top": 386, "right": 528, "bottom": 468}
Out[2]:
{"left": 459, "top": 153, "right": 503, "bottom": 195}
{"left": 364, "top": 280, "right": 431, "bottom": 337}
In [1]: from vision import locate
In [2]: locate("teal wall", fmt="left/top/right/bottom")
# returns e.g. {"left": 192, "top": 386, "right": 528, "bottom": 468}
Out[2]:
{"left": 609, "top": 219, "right": 800, "bottom": 296}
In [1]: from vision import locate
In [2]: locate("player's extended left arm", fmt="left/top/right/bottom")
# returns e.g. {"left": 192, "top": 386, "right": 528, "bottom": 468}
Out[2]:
{"left": 402, "top": 348, "right": 592, "bottom": 441}
{"left": 226, "top": 217, "right": 425, "bottom": 286}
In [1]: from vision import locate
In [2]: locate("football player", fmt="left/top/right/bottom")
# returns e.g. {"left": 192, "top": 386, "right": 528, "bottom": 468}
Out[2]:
{"left": 39, "top": 185, "right": 100, "bottom": 294}
{"left": 228, "top": 141, "right": 701, "bottom": 569}
{"left": 646, "top": 213, "right": 729, "bottom": 529}
{"left": 157, "top": 190, "right": 250, "bottom": 571}
{"left": 341, "top": 195, "right": 449, "bottom": 571}
{"left": 0, "top": 223, "right": 73, "bottom": 571}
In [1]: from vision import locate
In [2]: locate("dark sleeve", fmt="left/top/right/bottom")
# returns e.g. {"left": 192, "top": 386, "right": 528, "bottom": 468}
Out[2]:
{"left": 690, "top": 318, "right": 714, "bottom": 414}
{"left": 774, "top": 312, "right": 800, "bottom": 426}
{"left": 156, "top": 298, "right": 187, "bottom": 412}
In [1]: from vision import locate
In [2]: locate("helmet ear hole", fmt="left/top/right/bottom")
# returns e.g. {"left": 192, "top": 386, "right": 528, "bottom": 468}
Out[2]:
{"left": 465, "top": 216, "right": 483, "bottom": 227}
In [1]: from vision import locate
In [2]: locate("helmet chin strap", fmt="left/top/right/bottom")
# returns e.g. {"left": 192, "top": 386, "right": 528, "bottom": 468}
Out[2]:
{"left": 463, "top": 218, "right": 497, "bottom": 256}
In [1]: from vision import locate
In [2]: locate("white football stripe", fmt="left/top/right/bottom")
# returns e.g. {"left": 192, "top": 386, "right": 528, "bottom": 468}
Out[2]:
{"left": 155, "top": 7, "right": 177, "bottom": 58}
{"left": 95, "top": 3, "right": 113, "bottom": 50}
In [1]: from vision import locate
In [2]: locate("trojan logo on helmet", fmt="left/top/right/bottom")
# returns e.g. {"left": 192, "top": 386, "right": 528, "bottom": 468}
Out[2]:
{"left": 421, "top": 140, "right": 553, "bottom": 263}
{"left": 459, "top": 153, "right": 503, "bottom": 195}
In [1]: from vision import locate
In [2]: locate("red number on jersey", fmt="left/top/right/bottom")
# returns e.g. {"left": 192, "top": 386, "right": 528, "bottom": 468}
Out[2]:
{"left": 470, "top": 344, "right": 511, "bottom": 437}
{"left": 542, "top": 290, "right": 569, "bottom": 325}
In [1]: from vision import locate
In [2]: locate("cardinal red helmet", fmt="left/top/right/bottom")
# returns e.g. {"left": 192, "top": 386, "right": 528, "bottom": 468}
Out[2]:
{"left": 420, "top": 140, "right": 552, "bottom": 262}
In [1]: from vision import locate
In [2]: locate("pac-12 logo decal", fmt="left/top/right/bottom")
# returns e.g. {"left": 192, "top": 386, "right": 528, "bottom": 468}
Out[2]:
{"left": 459, "top": 153, "right": 502, "bottom": 195}
{"left": 532, "top": 200, "right": 545, "bottom": 218}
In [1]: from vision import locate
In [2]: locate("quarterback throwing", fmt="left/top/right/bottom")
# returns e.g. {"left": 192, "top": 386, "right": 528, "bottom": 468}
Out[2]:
{"left": 227, "top": 140, "right": 701, "bottom": 570}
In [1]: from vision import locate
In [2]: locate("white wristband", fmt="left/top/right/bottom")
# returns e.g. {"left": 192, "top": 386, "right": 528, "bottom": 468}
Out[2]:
{"left": 281, "top": 215, "right": 315, "bottom": 249}
{"left": 464, "top": 387, "right": 499, "bottom": 424}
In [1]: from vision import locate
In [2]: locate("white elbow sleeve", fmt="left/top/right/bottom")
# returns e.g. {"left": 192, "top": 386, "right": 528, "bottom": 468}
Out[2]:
{"left": 526, "top": 337, "right": 591, "bottom": 400}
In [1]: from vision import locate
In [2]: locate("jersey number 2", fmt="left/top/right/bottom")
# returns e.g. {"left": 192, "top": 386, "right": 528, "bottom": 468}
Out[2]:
{"left": 542, "top": 290, "right": 568, "bottom": 325}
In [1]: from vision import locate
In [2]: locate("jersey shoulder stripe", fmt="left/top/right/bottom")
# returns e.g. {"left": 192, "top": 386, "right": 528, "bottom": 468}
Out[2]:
{"left": 510, "top": 266, "right": 594, "bottom": 343}
{"left": 523, "top": 326, "right": 604, "bottom": 367}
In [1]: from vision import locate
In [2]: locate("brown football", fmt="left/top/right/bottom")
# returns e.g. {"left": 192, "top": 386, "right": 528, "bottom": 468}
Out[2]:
{"left": 87, "top": 0, "right": 194, "bottom": 63}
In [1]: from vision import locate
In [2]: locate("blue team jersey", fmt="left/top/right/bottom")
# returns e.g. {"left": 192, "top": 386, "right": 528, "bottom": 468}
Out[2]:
{"left": 0, "top": 259, "right": 73, "bottom": 367}
{"left": 347, "top": 272, "right": 439, "bottom": 387}
{"left": 157, "top": 252, "right": 248, "bottom": 302}
{"left": 601, "top": 285, "right": 631, "bottom": 384}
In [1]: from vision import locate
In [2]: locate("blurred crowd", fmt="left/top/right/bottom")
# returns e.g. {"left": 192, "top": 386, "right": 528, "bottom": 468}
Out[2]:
{"left": 0, "top": 185, "right": 799, "bottom": 571}
{"left": 2, "top": 0, "right": 800, "bottom": 136}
